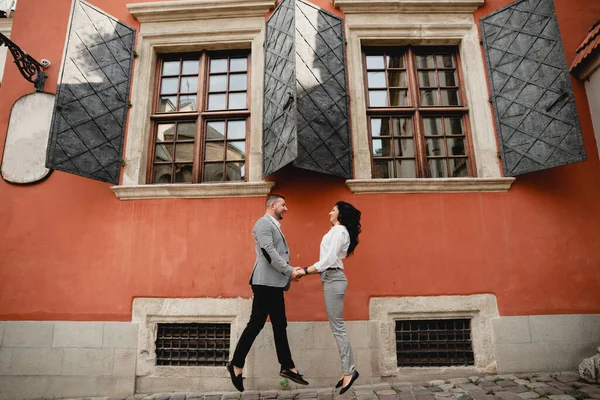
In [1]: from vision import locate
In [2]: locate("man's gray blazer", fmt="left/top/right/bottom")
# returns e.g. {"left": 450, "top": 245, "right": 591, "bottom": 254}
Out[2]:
{"left": 249, "top": 215, "right": 294, "bottom": 290}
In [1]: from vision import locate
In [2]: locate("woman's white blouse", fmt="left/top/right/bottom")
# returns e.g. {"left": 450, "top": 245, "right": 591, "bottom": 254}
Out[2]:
{"left": 313, "top": 225, "right": 350, "bottom": 272}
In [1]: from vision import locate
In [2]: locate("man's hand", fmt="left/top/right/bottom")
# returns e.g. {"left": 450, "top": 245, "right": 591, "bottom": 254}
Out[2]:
{"left": 291, "top": 267, "right": 306, "bottom": 281}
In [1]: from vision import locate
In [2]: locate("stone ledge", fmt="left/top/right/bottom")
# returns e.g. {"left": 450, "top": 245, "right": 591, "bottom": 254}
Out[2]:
{"left": 333, "top": 0, "right": 485, "bottom": 14}
{"left": 127, "top": 0, "right": 277, "bottom": 23}
{"left": 345, "top": 177, "right": 515, "bottom": 194}
{"left": 111, "top": 181, "right": 275, "bottom": 200}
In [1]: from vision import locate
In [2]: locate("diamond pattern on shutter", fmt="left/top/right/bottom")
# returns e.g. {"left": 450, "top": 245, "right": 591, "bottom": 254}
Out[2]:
{"left": 480, "top": 0, "right": 586, "bottom": 176}
{"left": 46, "top": 0, "right": 135, "bottom": 184}
{"left": 262, "top": 0, "right": 352, "bottom": 179}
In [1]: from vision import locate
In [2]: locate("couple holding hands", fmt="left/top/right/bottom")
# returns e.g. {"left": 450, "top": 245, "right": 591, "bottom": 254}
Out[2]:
{"left": 226, "top": 194, "right": 362, "bottom": 394}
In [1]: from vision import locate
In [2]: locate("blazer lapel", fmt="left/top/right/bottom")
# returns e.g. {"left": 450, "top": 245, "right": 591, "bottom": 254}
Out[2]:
{"left": 265, "top": 216, "right": 287, "bottom": 246}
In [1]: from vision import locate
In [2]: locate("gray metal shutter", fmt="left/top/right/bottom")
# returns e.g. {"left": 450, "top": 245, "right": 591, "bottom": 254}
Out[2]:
{"left": 46, "top": 0, "right": 135, "bottom": 184}
{"left": 480, "top": 0, "right": 586, "bottom": 176}
{"left": 263, "top": 0, "right": 352, "bottom": 179}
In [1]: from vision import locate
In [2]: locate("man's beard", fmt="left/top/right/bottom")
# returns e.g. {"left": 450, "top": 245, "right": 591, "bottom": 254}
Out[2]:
{"left": 275, "top": 211, "right": 284, "bottom": 220}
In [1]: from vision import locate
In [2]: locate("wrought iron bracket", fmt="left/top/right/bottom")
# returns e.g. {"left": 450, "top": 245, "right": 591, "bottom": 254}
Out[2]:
{"left": 0, "top": 32, "right": 47, "bottom": 92}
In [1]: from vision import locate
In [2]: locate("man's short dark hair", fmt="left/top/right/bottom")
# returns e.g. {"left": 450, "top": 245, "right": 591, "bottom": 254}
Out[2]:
{"left": 266, "top": 194, "right": 285, "bottom": 208}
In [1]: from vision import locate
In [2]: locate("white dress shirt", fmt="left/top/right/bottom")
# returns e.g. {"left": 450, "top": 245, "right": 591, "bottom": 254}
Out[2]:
{"left": 313, "top": 225, "right": 350, "bottom": 272}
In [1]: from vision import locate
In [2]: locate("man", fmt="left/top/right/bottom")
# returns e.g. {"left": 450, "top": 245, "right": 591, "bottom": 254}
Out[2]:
{"left": 226, "top": 194, "right": 309, "bottom": 392}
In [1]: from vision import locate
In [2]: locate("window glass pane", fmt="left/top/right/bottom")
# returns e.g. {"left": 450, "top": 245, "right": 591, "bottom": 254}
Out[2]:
{"left": 175, "top": 143, "right": 194, "bottom": 162}
{"left": 205, "top": 142, "right": 225, "bottom": 161}
{"left": 429, "top": 159, "right": 448, "bottom": 178}
{"left": 207, "top": 121, "right": 225, "bottom": 139}
{"left": 373, "top": 159, "right": 393, "bottom": 178}
{"left": 367, "top": 72, "right": 386, "bottom": 88}
{"left": 230, "top": 57, "right": 248, "bottom": 72}
{"left": 227, "top": 120, "right": 246, "bottom": 139}
{"left": 371, "top": 118, "right": 390, "bottom": 136}
{"left": 450, "top": 158, "right": 469, "bottom": 177}
{"left": 228, "top": 92, "right": 246, "bottom": 109}
{"left": 448, "top": 137, "right": 466, "bottom": 156}
{"left": 423, "top": 118, "right": 443, "bottom": 135}
{"left": 159, "top": 96, "right": 177, "bottom": 112}
{"left": 175, "top": 164, "right": 193, "bottom": 183}
{"left": 160, "top": 77, "right": 178, "bottom": 94}
{"left": 369, "top": 90, "right": 388, "bottom": 107}
{"left": 155, "top": 144, "right": 174, "bottom": 162}
{"left": 439, "top": 70, "right": 457, "bottom": 87}
{"left": 204, "top": 163, "right": 223, "bottom": 182}
{"left": 441, "top": 89, "right": 460, "bottom": 106}
{"left": 426, "top": 138, "right": 446, "bottom": 157}
{"left": 180, "top": 77, "right": 198, "bottom": 93}
{"left": 366, "top": 55, "right": 384, "bottom": 69}
{"left": 181, "top": 60, "right": 199, "bottom": 75}
{"left": 436, "top": 54, "right": 454, "bottom": 68}
{"left": 388, "top": 71, "right": 406, "bottom": 87}
{"left": 229, "top": 73, "right": 247, "bottom": 91}
{"left": 416, "top": 54, "right": 435, "bottom": 69}
{"left": 226, "top": 162, "right": 245, "bottom": 181}
{"left": 395, "top": 139, "right": 415, "bottom": 157}
{"left": 162, "top": 61, "right": 179, "bottom": 76}
{"left": 226, "top": 141, "right": 246, "bottom": 160}
{"left": 387, "top": 54, "right": 404, "bottom": 68}
{"left": 390, "top": 89, "right": 408, "bottom": 106}
{"left": 208, "top": 94, "right": 226, "bottom": 110}
{"left": 156, "top": 123, "right": 176, "bottom": 142}
{"left": 420, "top": 89, "right": 439, "bottom": 106}
{"left": 178, "top": 95, "right": 196, "bottom": 112}
{"left": 444, "top": 117, "right": 463, "bottom": 135}
{"left": 372, "top": 139, "right": 392, "bottom": 157}
{"left": 391, "top": 118, "right": 412, "bottom": 137}
{"left": 418, "top": 71, "right": 437, "bottom": 87}
{"left": 396, "top": 159, "right": 416, "bottom": 178}
{"left": 209, "top": 75, "right": 227, "bottom": 92}
{"left": 177, "top": 123, "right": 195, "bottom": 140}
{"left": 153, "top": 164, "right": 172, "bottom": 183}
{"left": 210, "top": 58, "right": 228, "bottom": 73}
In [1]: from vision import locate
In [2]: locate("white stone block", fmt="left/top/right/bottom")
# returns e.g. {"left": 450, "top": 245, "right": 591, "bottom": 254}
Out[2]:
{"left": 494, "top": 343, "right": 549, "bottom": 373}
{"left": 136, "top": 377, "right": 195, "bottom": 393}
{"left": 492, "top": 317, "right": 532, "bottom": 344}
{"left": 53, "top": 322, "right": 103, "bottom": 348}
{"left": 529, "top": 315, "right": 584, "bottom": 344}
{"left": 103, "top": 322, "right": 139, "bottom": 349}
{"left": 11, "top": 348, "right": 63, "bottom": 375}
{"left": 114, "top": 348, "right": 136, "bottom": 377}
{"left": 2, "top": 321, "right": 54, "bottom": 347}
{"left": 0, "top": 376, "right": 50, "bottom": 400}
{"left": 98, "top": 376, "right": 135, "bottom": 397}
{"left": 0, "top": 322, "right": 5, "bottom": 347}
{"left": 0, "top": 348, "right": 12, "bottom": 374}
{"left": 47, "top": 376, "right": 99, "bottom": 398}
{"left": 547, "top": 343, "right": 594, "bottom": 371}
{"left": 61, "top": 348, "right": 114, "bottom": 376}
{"left": 583, "top": 315, "right": 600, "bottom": 343}
{"left": 346, "top": 321, "right": 369, "bottom": 349}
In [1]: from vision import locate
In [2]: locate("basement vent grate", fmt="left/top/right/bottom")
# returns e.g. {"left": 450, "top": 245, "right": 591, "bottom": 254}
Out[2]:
{"left": 395, "top": 319, "right": 474, "bottom": 367}
{"left": 156, "top": 323, "right": 230, "bottom": 366}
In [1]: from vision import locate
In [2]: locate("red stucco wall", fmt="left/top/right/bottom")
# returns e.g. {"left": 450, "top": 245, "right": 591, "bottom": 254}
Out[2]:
{"left": 0, "top": 0, "right": 599, "bottom": 322}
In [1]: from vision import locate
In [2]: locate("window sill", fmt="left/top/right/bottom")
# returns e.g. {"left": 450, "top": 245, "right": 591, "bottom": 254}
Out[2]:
{"left": 345, "top": 177, "right": 515, "bottom": 194}
{"left": 111, "top": 181, "right": 275, "bottom": 200}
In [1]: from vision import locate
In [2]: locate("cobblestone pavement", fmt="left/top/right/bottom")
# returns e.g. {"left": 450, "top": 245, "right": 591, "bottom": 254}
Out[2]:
{"left": 120, "top": 372, "right": 600, "bottom": 400}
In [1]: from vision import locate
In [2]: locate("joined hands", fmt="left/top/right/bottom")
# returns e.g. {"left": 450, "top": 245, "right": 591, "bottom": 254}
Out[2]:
{"left": 291, "top": 266, "right": 307, "bottom": 282}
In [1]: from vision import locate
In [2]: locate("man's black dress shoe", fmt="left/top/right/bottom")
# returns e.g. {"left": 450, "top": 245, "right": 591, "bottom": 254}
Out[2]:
{"left": 280, "top": 368, "right": 309, "bottom": 385}
{"left": 339, "top": 370, "right": 359, "bottom": 395}
{"left": 226, "top": 361, "right": 244, "bottom": 392}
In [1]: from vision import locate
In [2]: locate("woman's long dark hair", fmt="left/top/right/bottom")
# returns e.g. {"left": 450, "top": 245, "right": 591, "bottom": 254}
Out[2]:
{"left": 335, "top": 201, "right": 361, "bottom": 257}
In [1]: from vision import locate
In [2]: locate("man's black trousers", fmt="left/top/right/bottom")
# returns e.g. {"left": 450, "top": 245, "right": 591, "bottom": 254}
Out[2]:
{"left": 231, "top": 285, "right": 295, "bottom": 370}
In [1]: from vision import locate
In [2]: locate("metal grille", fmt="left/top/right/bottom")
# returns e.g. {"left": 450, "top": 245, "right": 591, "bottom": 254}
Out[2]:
{"left": 395, "top": 319, "right": 474, "bottom": 367}
{"left": 155, "top": 323, "right": 230, "bottom": 366}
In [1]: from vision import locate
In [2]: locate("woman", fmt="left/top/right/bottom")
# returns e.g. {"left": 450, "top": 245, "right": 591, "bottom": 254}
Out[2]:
{"left": 300, "top": 201, "right": 361, "bottom": 394}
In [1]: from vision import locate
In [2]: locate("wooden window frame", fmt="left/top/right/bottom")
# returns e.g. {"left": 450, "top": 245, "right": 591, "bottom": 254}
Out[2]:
{"left": 362, "top": 46, "right": 476, "bottom": 179}
{"left": 147, "top": 50, "right": 251, "bottom": 184}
